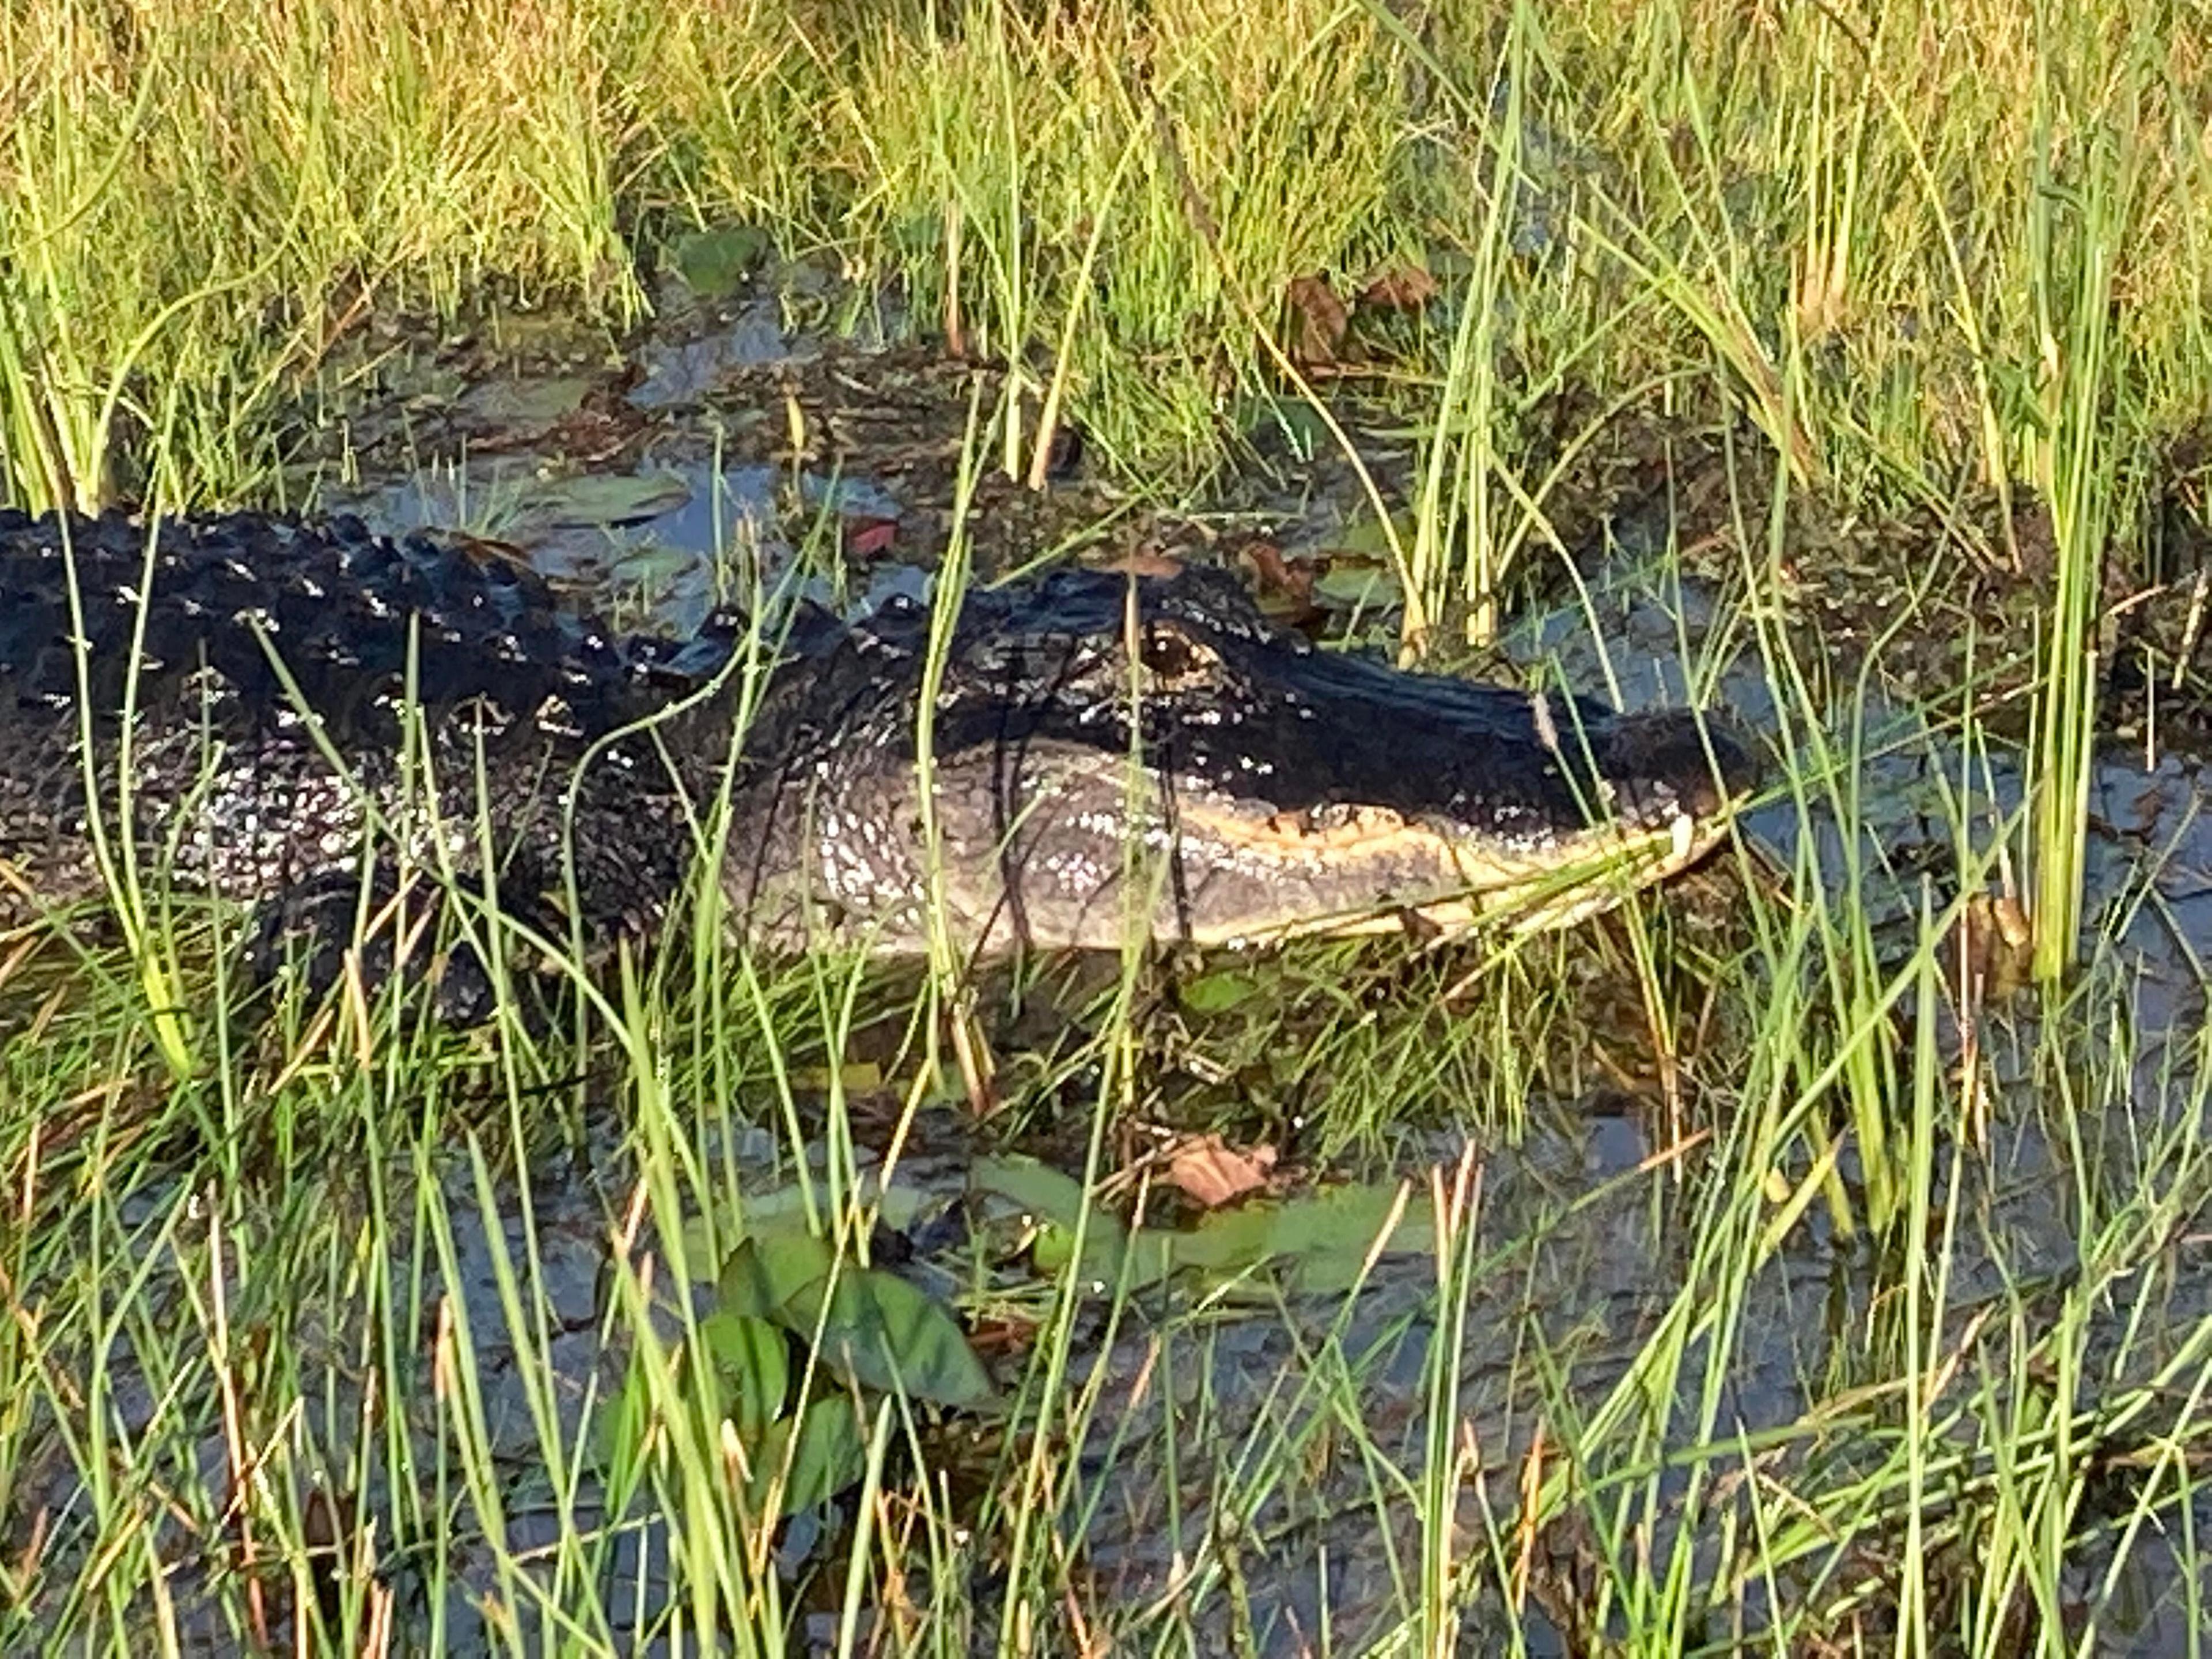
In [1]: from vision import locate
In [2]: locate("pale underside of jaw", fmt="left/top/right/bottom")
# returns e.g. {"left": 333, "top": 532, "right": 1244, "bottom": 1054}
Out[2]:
{"left": 775, "top": 755, "right": 1740, "bottom": 955}
{"left": 1164, "top": 802, "right": 1723, "bottom": 947}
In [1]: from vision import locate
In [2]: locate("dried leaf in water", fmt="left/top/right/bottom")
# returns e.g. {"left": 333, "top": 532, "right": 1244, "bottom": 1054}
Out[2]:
{"left": 1161, "top": 1132, "right": 1278, "bottom": 1208}
{"left": 1286, "top": 274, "right": 1352, "bottom": 368}
{"left": 1358, "top": 264, "right": 1440, "bottom": 311}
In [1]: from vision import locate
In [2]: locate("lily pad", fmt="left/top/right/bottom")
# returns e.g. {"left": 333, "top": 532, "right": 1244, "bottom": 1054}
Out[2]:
{"left": 970, "top": 1154, "right": 1093, "bottom": 1226}
{"left": 668, "top": 225, "right": 772, "bottom": 298}
{"left": 975, "top": 1157, "right": 1434, "bottom": 1297}
{"left": 972, "top": 1156, "right": 1157, "bottom": 1290}
{"left": 1172, "top": 1180, "right": 1433, "bottom": 1294}
{"left": 683, "top": 1177, "right": 937, "bottom": 1283}
{"left": 509, "top": 471, "right": 692, "bottom": 532}
{"left": 604, "top": 541, "right": 706, "bottom": 592}
{"left": 1312, "top": 559, "right": 1404, "bottom": 612}
{"left": 1179, "top": 965, "right": 1268, "bottom": 1013}
{"left": 1330, "top": 509, "right": 1416, "bottom": 559}
{"left": 459, "top": 375, "right": 594, "bottom": 427}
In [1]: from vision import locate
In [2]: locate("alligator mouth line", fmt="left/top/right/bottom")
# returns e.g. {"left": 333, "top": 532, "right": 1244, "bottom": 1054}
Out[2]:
{"left": 1163, "top": 793, "right": 1728, "bottom": 946}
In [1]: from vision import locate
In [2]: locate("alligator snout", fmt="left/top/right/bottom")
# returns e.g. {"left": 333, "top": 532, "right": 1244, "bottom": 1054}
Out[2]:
{"left": 1593, "top": 707, "right": 1762, "bottom": 823}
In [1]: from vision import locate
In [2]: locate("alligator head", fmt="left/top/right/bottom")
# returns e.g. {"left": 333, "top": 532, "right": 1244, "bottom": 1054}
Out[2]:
{"left": 732, "top": 567, "right": 1756, "bottom": 955}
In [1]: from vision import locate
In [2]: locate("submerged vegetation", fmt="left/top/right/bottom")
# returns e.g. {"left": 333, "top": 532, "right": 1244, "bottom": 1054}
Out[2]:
{"left": 6, "top": 0, "right": 2212, "bottom": 1652}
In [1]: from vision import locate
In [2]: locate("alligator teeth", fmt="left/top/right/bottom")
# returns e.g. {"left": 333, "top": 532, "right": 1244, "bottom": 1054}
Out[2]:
{"left": 1264, "top": 804, "right": 1406, "bottom": 839}
{"left": 1671, "top": 811, "right": 1695, "bottom": 863}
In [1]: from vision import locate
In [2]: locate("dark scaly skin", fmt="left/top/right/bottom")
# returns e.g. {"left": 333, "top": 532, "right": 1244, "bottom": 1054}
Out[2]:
{"left": 0, "top": 510, "right": 716, "bottom": 964}
{"left": 0, "top": 509, "right": 1756, "bottom": 995}
{"left": 0, "top": 510, "right": 750, "bottom": 1024}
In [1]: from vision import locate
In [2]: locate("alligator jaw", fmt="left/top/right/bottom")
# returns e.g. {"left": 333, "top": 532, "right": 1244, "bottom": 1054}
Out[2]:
{"left": 1160, "top": 789, "right": 1735, "bottom": 946}
{"left": 892, "top": 729, "right": 1748, "bottom": 957}
{"left": 808, "top": 567, "right": 1763, "bottom": 957}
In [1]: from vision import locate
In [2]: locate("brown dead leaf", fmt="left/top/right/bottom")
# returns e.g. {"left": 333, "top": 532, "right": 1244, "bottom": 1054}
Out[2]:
{"left": 966, "top": 1315, "right": 1041, "bottom": 1359}
{"left": 1236, "top": 537, "right": 1302, "bottom": 597}
{"left": 1285, "top": 274, "right": 1351, "bottom": 369}
{"left": 1235, "top": 539, "right": 1321, "bottom": 626}
{"left": 1096, "top": 549, "right": 1187, "bottom": 579}
{"left": 1161, "top": 1132, "right": 1278, "bottom": 1208}
{"left": 1359, "top": 263, "right": 1440, "bottom": 311}
{"left": 843, "top": 516, "right": 900, "bottom": 559}
{"left": 1953, "top": 891, "right": 2033, "bottom": 1007}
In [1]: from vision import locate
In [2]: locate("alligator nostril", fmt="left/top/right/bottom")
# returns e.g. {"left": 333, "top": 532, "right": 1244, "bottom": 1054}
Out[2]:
{"left": 1674, "top": 772, "right": 1723, "bottom": 820}
{"left": 1600, "top": 710, "right": 1760, "bottom": 820}
{"left": 1702, "top": 721, "right": 1764, "bottom": 802}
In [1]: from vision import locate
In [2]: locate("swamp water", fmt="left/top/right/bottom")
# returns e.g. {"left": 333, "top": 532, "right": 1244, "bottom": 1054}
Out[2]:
{"left": 16, "top": 282, "right": 2212, "bottom": 1656}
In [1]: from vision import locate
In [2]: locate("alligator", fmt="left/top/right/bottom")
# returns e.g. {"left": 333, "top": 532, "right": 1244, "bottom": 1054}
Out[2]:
{"left": 0, "top": 509, "right": 1754, "bottom": 1005}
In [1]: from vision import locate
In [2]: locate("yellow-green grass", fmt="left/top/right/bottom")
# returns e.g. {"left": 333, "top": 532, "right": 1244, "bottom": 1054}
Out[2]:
{"left": 7, "top": 0, "right": 2212, "bottom": 1649}
{"left": 3, "top": 0, "right": 2204, "bottom": 508}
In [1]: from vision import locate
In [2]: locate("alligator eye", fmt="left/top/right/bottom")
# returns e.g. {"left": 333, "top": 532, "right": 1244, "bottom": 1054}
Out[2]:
{"left": 1137, "top": 624, "right": 1217, "bottom": 685}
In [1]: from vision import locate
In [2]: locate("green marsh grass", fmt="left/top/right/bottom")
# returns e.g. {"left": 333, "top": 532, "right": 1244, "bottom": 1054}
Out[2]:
{"left": 13, "top": 0, "right": 2206, "bottom": 518}
{"left": 13, "top": 472, "right": 2212, "bottom": 1652}
{"left": 2021, "top": 28, "right": 2141, "bottom": 984}
{"left": 12, "top": 0, "right": 2212, "bottom": 1650}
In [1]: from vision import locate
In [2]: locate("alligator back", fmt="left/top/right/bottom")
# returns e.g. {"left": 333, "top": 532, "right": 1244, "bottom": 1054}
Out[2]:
{"left": 0, "top": 509, "right": 702, "bottom": 735}
{"left": 0, "top": 511, "right": 723, "bottom": 983}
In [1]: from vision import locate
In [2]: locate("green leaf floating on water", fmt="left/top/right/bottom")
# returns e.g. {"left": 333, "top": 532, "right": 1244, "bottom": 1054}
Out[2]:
{"left": 1178, "top": 965, "right": 1268, "bottom": 1013}
{"left": 507, "top": 470, "right": 693, "bottom": 532}
{"left": 603, "top": 1217, "right": 985, "bottom": 1533}
{"left": 459, "top": 374, "right": 593, "bottom": 426}
{"left": 668, "top": 225, "right": 771, "bottom": 297}
{"left": 969, "top": 1153, "right": 1093, "bottom": 1222}
{"left": 753, "top": 1392, "right": 869, "bottom": 1516}
{"left": 969, "top": 1155, "right": 1156, "bottom": 1289}
{"left": 973, "top": 1156, "right": 1433, "bottom": 1296}
{"left": 718, "top": 1229, "right": 836, "bottom": 1320}
{"left": 679, "top": 1175, "right": 933, "bottom": 1268}
{"left": 1312, "top": 559, "right": 1404, "bottom": 612}
{"left": 1176, "top": 1180, "right": 1434, "bottom": 1294}
{"left": 699, "top": 1309, "right": 789, "bottom": 1445}
{"left": 815, "top": 1267, "right": 997, "bottom": 1408}
{"left": 718, "top": 1230, "right": 995, "bottom": 1410}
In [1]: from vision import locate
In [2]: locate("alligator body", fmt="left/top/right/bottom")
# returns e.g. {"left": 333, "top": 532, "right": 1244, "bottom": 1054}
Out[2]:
{"left": 0, "top": 509, "right": 1752, "bottom": 994}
